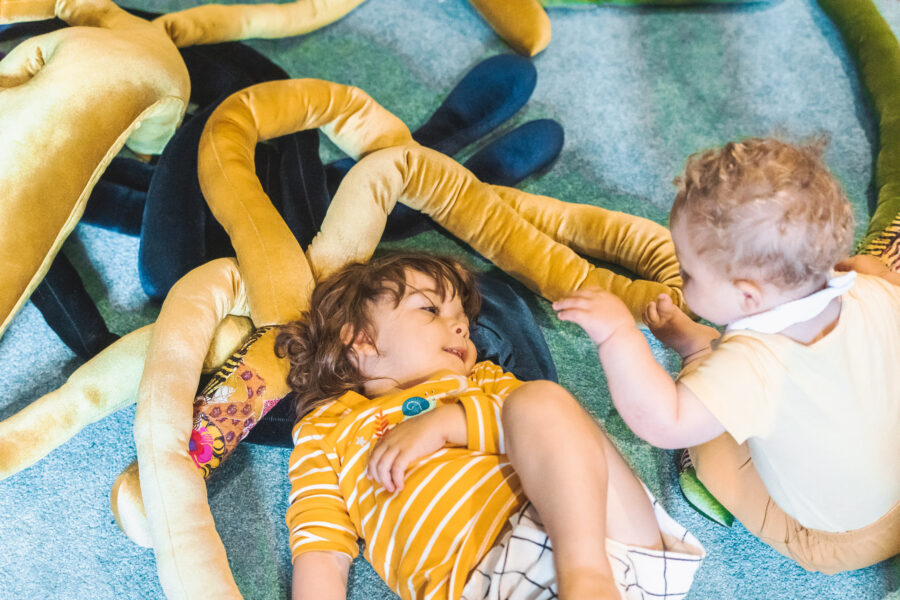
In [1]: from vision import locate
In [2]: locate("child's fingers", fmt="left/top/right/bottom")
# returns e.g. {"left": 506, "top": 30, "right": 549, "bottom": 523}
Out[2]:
{"left": 376, "top": 446, "right": 401, "bottom": 492}
{"left": 552, "top": 295, "right": 592, "bottom": 312}
{"left": 390, "top": 455, "right": 409, "bottom": 492}
{"left": 555, "top": 307, "right": 590, "bottom": 326}
{"left": 367, "top": 440, "right": 387, "bottom": 480}
{"left": 554, "top": 308, "right": 580, "bottom": 324}
{"left": 368, "top": 441, "right": 393, "bottom": 489}
{"left": 643, "top": 301, "right": 659, "bottom": 325}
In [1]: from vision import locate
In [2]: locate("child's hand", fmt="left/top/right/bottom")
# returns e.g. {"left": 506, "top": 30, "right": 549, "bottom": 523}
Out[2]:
{"left": 553, "top": 288, "right": 634, "bottom": 346}
{"left": 835, "top": 254, "right": 900, "bottom": 286}
{"left": 367, "top": 404, "right": 465, "bottom": 493}
{"left": 835, "top": 254, "right": 889, "bottom": 276}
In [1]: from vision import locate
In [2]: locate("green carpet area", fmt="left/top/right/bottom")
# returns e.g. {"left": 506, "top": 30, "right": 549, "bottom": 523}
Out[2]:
{"left": 0, "top": 1, "right": 898, "bottom": 598}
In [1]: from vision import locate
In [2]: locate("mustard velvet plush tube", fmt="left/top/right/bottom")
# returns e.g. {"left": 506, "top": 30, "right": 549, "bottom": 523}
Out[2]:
{"left": 468, "top": 0, "right": 551, "bottom": 56}
{"left": 152, "top": 0, "right": 550, "bottom": 57}
{"left": 0, "top": 0, "right": 189, "bottom": 339}
{"left": 0, "top": 325, "right": 153, "bottom": 479}
{"left": 153, "top": 0, "right": 367, "bottom": 47}
{"left": 197, "top": 79, "right": 413, "bottom": 324}
{"left": 308, "top": 144, "right": 684, "bottom": 319}
{"left": 133, "top": 257, "right": 254, "bottom": 600}
{"left": 199, "top": 79, "right": 683, "bottom": 319}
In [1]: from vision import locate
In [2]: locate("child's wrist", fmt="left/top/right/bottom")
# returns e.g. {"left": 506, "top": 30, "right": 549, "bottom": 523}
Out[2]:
{"left": 440, "top": 403, "right": 467, "bottom": 446}
{"left": 597, "top": 319, "right": 638, "bottom": 349}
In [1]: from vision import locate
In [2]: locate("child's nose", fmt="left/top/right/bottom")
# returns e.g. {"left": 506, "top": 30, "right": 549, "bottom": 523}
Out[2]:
{"left": 454, "top": 321, "right": 469, "bottom": 337}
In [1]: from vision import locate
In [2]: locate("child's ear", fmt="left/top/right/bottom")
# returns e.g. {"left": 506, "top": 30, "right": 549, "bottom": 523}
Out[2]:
{"left": 733, "top": 279, "right": 763, "bottom": 314}
{"left": 341, "top": 324, "right": 378, "bottom": 357}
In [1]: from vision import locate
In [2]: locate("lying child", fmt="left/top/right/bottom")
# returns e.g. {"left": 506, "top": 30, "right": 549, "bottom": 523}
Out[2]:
{"left": 276, "top": 252, "right": 704, "bottom": 600}
{"left": 554, "top": 137, "right": 900, "bottom": 573}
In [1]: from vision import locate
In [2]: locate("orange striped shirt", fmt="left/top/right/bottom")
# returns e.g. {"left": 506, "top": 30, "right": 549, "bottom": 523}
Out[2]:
{"left": 286, "top": 361, "right": 526, "bottom": 600}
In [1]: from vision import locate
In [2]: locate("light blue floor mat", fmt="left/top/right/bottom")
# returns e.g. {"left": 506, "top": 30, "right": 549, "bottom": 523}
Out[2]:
{"left": 0, "top": 1, "right": 898, "bottom": 598}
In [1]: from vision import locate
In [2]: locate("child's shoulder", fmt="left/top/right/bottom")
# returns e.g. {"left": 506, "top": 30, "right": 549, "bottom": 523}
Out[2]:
{"left": 851, "top": 272, "right": 900, "bottom": 302}
{"left": 291, "top": 391, "right": 366, "bottom": 441}
{"left": 468, "top": 360, "right": 524, "bottom": 395}
{"left": 843, "top": 273, "right": 900, "bottom": 330}
{"left": 470, "top": 359, "right": 503, "bottom": 377}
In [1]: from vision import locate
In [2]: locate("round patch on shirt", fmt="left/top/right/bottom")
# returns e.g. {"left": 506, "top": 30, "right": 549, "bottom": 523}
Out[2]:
{"left": 401, "top": 396, "right": 431, "bottom": 417}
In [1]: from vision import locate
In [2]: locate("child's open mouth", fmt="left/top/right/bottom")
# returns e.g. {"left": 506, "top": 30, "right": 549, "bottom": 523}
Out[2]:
{"left": 444, "top": 347, "right": 466, "bottom": 362}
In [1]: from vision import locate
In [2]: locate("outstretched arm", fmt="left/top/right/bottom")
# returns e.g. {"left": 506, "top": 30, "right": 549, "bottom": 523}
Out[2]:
{"left": 554, "top": 289, "right": 724, "bottom": 449}
{"left": 836, "top": 254, "right": 900, "bottom": 286}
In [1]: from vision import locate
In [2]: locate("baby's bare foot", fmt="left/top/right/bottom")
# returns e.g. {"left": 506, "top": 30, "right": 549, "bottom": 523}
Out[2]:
{"left": 643, "top": 294, "right": 717, "bottom": 358}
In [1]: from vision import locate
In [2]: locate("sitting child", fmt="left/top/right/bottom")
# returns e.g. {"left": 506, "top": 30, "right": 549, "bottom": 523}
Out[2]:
{"left": 276, "top": 252, "right": 704, "bottom": 600}
{"left": 553, "top": 137, "right": 900, "bottom": 573}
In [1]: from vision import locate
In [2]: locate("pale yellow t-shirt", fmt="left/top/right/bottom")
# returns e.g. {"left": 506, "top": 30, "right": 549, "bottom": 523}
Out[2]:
{"left": 679, "top": 274, "right": 900, "bottom": 532}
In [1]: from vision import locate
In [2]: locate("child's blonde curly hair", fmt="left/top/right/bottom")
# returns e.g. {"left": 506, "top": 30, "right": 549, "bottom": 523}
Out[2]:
{"left": 671, "top": 137, "right": 855, "bottom": 289}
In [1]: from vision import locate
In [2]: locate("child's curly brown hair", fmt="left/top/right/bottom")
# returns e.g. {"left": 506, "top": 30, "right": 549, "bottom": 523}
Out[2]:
{"left": 275, "top": 252, "right": 481, "bottom": 418}
{"left": 671, "top": 137, "right": 855, "bottom": 288}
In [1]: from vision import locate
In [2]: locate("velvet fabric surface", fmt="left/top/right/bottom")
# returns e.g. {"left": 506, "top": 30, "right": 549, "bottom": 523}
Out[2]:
{"left": 0, "top": 0, "right": 189, "bottom": 340}
{"left": 1, "top": 1, "right": 899, "bottom": 600}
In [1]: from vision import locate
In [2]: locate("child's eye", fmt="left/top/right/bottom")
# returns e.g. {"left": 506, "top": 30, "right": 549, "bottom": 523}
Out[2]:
{"left": 421, "top": 305, "right": 439, "bottom": 315}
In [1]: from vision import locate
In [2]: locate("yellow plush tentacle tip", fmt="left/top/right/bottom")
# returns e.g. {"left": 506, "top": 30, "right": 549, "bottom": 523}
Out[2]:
{"left": 110, "top": 461, "right": 153, "bottom": 548}
{"left": 0, "top": 0, "right": 55, "bottom": 23}
{"left": 468, "top": 0, "right": 552, "bottom": 56}
{"left": 153, "top": 0, "right": 368, "bottom": 47}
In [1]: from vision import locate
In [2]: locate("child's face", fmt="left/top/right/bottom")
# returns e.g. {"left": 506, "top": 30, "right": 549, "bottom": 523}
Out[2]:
{"left": 356, "top": 269, "right": 477, "bottom": 393}
{"left": 671, "top": 220, "right": 745, "bottom": 326}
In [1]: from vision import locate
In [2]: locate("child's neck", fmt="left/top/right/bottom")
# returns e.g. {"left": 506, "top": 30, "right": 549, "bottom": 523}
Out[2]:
{"left": 760, "top": 277, "right": 842, "bottom": 345}
{"left": 363, "top": 378, "right": 405, "bottom": 397}
{"left": 778, "top": 296, "right": 842, "bottom": 345}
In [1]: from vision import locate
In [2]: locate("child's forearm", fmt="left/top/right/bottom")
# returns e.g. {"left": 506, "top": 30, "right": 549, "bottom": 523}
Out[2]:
{"left": 442, "top": 403, "right": 468, "bottom": 446}
{"left": 597, "top": 324, "right": 681, "bottom": 445}
{"left": 880, "top": 271, "right": 900, "bottom": 286}
{"left": 292, "top": 551, "right": 351, "bottom": 600}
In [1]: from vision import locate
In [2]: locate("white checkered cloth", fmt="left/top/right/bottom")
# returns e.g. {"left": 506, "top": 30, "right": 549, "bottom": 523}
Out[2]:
{"left": 460, "top": 487, "right": 705, "bottom": 600}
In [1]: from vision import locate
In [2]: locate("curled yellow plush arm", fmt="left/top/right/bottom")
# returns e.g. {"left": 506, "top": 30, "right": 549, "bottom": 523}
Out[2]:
{"left": 198, "top": 78, "right": 412, "bottom": 324}
{"left": 308, "top": 144, "right": 684, "bottom": 319}
{"left": 153, "top": 0, "right": 367, "bottom": 47}
{"left": 490, "top": 185, "right": 684, "bottom": 308}
{"left": 132, "top": 257, "right": 252, "bottom": 600}
{"left": 197, "top": 79, "right": 682, "bottom": 319}
{"left": 0, "top": 326, "right": 153, "bottom": 480}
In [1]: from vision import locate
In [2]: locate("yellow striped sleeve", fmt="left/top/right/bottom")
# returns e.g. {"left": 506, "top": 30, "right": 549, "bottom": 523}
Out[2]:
{"left": 459, "top": 362, "right": 523, "bottom": 454}
{"left": 286, "top": 420, "right": 358, "bottom": 561}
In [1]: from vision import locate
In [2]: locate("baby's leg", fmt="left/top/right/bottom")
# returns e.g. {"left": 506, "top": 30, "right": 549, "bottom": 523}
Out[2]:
{"left": 643, "top": 294, "right": 720, "bottom": 360}
{"left": 502, "top": 381, "right": 663, "bottom": 600}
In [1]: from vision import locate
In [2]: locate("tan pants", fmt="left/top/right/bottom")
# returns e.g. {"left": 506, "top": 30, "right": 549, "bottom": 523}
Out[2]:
{"left": 689, "top": 434, "right": 900, "bottom": 574}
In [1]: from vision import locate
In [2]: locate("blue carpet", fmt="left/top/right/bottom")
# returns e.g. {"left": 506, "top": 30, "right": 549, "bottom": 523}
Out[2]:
{"left": 0, "top": 0, "right": 898, "bottom": 598}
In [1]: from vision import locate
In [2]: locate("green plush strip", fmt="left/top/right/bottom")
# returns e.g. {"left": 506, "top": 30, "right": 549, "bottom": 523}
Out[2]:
{"left": 541, "top": 0, "right": 765, "bottom": 6}
{"left": 679, "top": 467, "right": 735, "bottom": 528}
{"left": 817, "top": 0, "right": 900, "bottom": 250}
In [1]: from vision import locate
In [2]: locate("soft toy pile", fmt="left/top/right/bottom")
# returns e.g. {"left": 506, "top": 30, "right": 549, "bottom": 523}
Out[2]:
{"left": 0, "top": 0, "right": 898, "bottom": 599}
